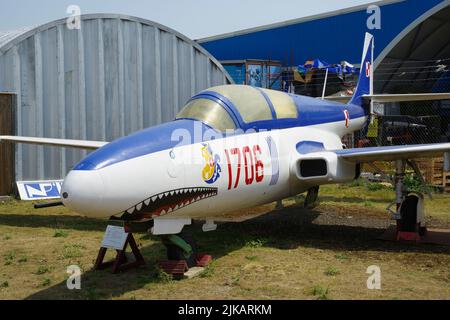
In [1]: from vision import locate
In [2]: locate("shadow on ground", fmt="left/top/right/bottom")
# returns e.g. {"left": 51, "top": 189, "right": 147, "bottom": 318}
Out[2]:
{"left": 23, "top": 202, "right": 450, "bottom": 300}
{"left": 0, "top": 213, "right": 109, "bottom": 232}
{"left": 319, "top": 195, "right": 390, "bottom": 204}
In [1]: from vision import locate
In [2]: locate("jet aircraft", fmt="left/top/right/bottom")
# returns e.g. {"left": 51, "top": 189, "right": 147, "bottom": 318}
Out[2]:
{"left": 1, "top": 33, "right": 450, "bottom": 263}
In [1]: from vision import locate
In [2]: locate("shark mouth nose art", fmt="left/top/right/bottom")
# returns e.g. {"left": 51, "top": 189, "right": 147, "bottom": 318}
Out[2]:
{"left": 117, "top": 187, "right": 218, "bottom": 221}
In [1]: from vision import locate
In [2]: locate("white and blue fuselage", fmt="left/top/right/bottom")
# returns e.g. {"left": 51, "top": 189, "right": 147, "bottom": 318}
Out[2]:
{"left": 61, "top": 92, "right": 367, "bottom": 221}
{"left": 61, "top": 33, "right": 375, "bottom": 235}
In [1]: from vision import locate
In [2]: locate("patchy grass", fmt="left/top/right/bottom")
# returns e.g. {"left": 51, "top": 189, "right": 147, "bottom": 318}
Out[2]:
{"left": 245, "top": 255, "right": 258, "bottom": 261}
{"left": 312, "top": 285, "right": 331, "bottom": 300}
{"left": 39, "top": 278, "right": 51, "bottom": 288}
{"left": 0, "top": 185, "right": 449, "bottom": 300}
{"left": 334, "top": 253, "right": 349, "bottom": 261}
{"left": 200, "top": 261, "right": 216, "bottom": 278}
{"left": 244, "top": 238, "right": 267, "bottom": 248}
{"left": 3, "top": 251, "right": 15, "bottom": 266}
{"left": 61, "top": 244, "right": 86, "bottom": 260}
{"left": 34, "top": 265, "right": 50, "bottom": 275}
{"left": 324, "top": 267, "right": 341, "bottom": 276}
{"left": 155, "top": 268, "right": 173, "bottom": 283}
{"left": 53, "top": 230, "right": 69, "bottom": 238}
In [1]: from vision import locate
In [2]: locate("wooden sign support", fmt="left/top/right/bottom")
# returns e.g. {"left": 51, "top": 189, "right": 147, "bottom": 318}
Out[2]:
{"left": 94, "top": 232, "right": 145, "bottom": 274}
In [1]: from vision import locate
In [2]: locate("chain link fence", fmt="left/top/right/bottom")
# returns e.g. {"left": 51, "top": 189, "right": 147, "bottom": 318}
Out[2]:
{"left": 224, "top": 58, "right": 450, "bottom": 190}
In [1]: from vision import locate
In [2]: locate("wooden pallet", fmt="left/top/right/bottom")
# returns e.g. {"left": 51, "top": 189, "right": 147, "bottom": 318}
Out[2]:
{"left": 416, "top": 157, "right": 450, "bottom": 192}
{"left": 444, "top": 173, "right": 450, "bottom": 193}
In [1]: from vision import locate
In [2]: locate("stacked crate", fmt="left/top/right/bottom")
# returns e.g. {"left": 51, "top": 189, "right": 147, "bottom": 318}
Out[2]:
{"left": 416, "top": 158, "right": 450, "bottom": 192}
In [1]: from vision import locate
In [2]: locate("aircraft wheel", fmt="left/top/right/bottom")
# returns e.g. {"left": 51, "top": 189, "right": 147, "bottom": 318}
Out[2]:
{"left": 400, "top": 195, "right": 419, "bottom": 232}
{"left": 165, "top": 233, "right": 198, "bottom": 268}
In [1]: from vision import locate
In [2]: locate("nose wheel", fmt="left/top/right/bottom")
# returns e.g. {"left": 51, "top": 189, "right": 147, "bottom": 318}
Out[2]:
{"left": 161, "top": 233, "right": 198, "bottom": 268}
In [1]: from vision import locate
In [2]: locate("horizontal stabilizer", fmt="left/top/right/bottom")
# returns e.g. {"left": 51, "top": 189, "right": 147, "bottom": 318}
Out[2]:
{"left": 0, "top": 136, "right": 108, "bottom": 150}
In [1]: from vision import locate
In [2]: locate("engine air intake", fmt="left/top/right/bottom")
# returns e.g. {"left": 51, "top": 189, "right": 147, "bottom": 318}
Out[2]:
{"left": 299, "top": 159, "right": 328, "bottom": 177}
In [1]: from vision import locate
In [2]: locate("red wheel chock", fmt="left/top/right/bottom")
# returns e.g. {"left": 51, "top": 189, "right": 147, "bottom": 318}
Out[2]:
{"left": 158, "top": 254, "right": 212, "bottom": 280}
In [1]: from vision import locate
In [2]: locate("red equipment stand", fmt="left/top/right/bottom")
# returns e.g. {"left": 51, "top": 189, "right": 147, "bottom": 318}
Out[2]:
{"left": 94, "top": 232, "right": 145, "bottom": 274}
{"left": 397, "top": 231, "right": 422, "bottom": 242}
{"left": 380, "top": 226, "right": 450, "bottom": 246}
{"left": 395, "top": 219, "right": 423, "bottom": 242}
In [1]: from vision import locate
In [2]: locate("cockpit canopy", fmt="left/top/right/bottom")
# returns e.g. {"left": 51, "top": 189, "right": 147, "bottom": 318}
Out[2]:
{"left": 176, "top": 85, "right": 298, "bottom": 132}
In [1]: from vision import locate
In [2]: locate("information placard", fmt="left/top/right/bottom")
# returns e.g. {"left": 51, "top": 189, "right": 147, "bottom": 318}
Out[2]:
{"left": 101, "top": 226, "right": 128, "bottom": 250}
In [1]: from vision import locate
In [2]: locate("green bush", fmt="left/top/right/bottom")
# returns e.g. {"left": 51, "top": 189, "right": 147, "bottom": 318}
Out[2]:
{"left": 403, "top": 174, "right": 425, "bottom": 193}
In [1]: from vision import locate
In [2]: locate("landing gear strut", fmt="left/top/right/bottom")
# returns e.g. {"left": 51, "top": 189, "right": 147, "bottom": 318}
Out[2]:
{"left": 304, "top": 186, "right": 320, "bottom": 209}
{"left": 161, "top": 233, "right": 198, "bottom": 268}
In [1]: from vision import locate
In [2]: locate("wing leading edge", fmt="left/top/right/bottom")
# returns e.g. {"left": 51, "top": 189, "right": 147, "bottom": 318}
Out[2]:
{"left": 0, "top": 136, "right": 108, "bottom": 150}
{"left": 324, "top": 93, "right": 450, "bottom": 104}
{"left": 332, "top": 143, "right": 450, "bottom": 163}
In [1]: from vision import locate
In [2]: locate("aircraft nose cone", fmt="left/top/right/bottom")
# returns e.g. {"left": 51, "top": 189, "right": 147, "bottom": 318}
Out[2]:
{"left": 61, "top": 170, "right": 106, "bottom": 218}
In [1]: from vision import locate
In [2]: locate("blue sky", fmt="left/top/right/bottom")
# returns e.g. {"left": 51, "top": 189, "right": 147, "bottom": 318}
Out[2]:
{"left": 0, "top": 0, "right": 375, "bottom": 39}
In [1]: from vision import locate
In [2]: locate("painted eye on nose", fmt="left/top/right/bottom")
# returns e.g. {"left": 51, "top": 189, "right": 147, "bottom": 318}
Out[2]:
{"left": 62, "top": 192, "right": 69, "bottom": 199}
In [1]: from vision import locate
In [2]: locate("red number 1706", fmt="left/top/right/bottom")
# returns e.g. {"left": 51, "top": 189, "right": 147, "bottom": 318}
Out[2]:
{"left": 224, "top": 145, "right": 264, "bottom": 190}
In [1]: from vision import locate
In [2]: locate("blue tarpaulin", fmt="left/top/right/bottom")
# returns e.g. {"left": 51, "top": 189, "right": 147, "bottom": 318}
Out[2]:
{"left": 299, "top": 59, "right": 356, "bottom": 76}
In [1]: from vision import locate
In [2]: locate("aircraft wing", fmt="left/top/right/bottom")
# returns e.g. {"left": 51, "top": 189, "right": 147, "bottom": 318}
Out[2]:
{"left": 0, "top": 135, "right": 108, "bottom": 150}
{"left": 332, "top": 143, "right": 450, "bottom": 163}
{"left": 323, "top": 93, "right": 450, "bottom": 104}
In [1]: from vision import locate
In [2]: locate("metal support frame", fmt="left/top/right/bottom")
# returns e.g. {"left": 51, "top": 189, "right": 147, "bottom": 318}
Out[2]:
{"left": 394, "top": 159, "right": 406, "bottom": 221}
{"left": 367, "top": 162, "right": 394, "bottom": 184}
{"left": 321, "top": 68, "right": 329, "bottom": 100}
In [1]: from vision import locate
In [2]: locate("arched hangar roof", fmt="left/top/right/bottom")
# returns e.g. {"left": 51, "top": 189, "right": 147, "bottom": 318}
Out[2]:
{"left": 0, "top": 14, "right": 233, "bottom": 181}
{"left": 374, "top": 2, "right": 450, "bottom": 93}
{"left": 198, "top": 0, "right": 448, "bottom": 68}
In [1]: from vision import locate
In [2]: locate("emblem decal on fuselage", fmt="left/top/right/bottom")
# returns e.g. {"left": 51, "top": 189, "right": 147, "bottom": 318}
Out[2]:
{"left": 202, "top": 144, "right": 222, "bottom": 184}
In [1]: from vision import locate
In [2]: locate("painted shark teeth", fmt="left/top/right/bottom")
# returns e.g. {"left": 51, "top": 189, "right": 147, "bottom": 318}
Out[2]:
{"left": 122, "top": 187, "right": 219, "bottom": 221}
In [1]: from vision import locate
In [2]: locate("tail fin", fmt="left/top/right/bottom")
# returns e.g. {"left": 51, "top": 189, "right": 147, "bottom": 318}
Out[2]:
{"left": 348, "top": 33, "right": 374, "bottom": 106}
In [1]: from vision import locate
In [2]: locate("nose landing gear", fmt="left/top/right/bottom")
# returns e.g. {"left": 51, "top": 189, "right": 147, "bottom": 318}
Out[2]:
{"left": 159, "top": 232, "right": 213, "bottom": 279}
{"left": 304, "top": 186, "right": 320, "bottom": 209}
{"left": 161, "top": 233, "right": 198, "bottom": 268}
